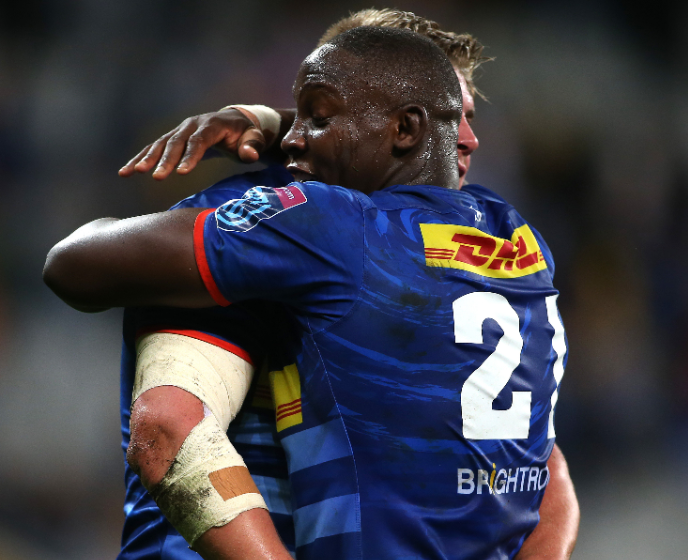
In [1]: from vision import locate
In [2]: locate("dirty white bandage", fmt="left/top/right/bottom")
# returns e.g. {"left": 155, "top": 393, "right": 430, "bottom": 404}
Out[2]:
{"left": 150, "top": 413, "right": 268, "bottom": 547}
{"left": 133, "top": 333, "right": 266, "bottom": 546}
{"left": 133, "top": 333, "right": 253, "bottom": 430}
{"left": 221, "top": 104, "right": 281, "bottom": 147}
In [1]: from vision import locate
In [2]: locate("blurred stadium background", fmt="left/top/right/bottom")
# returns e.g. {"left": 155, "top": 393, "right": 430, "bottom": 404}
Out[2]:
{"left": 1, "top": 0, "right": 687, "bottom": 558}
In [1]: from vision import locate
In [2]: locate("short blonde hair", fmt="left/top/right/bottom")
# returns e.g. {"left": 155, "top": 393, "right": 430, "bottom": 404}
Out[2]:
{"left": 318, "top": 8, "right": 491, "bottom": 99}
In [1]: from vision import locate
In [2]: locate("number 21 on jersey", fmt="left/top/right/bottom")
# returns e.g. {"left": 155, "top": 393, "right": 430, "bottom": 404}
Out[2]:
{"left": 453, "top": 292, "right": 566, "bottom": 440}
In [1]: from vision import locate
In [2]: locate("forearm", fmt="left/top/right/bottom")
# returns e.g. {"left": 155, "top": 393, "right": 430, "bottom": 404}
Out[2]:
{"left": 515, "top": 444, "right": 579, "bottom": 560}
{"left": 194, "top": 509, "right": 293, "bottom": 560}
{"left": 128, "top": 335, "right": 291, "bottom": 560}
{"left": 130, "top": 389, "right": 291, "bottom": 560}
{"left": 43, "top": 209, "right": 214, "bottom": 310}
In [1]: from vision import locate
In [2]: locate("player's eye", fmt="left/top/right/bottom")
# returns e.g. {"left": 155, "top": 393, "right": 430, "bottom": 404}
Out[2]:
{"left": 311, "top": 115, "right": 330, "bottom": 128}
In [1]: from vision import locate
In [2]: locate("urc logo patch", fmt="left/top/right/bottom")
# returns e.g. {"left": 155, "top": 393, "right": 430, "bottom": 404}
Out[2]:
{"left": 215, "top": 185, "right": 307, "bottom": 232}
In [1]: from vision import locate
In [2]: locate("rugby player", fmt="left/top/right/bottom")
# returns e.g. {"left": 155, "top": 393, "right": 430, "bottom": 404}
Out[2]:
{"left": 46, "top": 26, "right": 572, "bottom": 560}
{"left": 119, "top": 9, "right": 578, "bottom": 560}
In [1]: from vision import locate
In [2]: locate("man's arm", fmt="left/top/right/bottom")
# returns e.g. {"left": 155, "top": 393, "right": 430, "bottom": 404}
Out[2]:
{"left": 129, "top": 382, "right": 292, "bottom": 560}
{"left": 119, "top": 108, "right": 295, "bottom": 180}
{"left": 129, "top": 336, "right": 293, "bottom": 560}
{"left": 195, "top": 509, "right": 292, "bottom": 560}
{"left": 43, "top": 210, "right": 211, "bottom": 310}
{"left": 515, "top": 444, "right": 579, "bottom": 560}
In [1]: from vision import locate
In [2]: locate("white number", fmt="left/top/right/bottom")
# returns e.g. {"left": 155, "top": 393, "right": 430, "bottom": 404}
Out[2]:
{"left": 454, "top": 292, "right": 567, "bottom": 440}
{"left": 454, "top": 292, "right": 531, "bottom": 439}
{"left": 545, "top": 294, "right": 566, "bottom": 438}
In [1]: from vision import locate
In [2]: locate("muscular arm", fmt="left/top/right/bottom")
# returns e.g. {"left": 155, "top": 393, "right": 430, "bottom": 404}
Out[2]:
{"left": 195, "top": 509, "right": 293, "bottom": 560}
{"left": 43, "top": 209, "right": 212, "bottom": 310}
{"left": 515, "top": 444, "right": 579, "bottom": 560}
{"left": 129, "top": 371, "right": 291, "bottom": 560}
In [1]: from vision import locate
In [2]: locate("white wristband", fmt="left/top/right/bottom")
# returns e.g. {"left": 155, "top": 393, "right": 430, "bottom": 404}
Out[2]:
{"left": 221, "top": 104, "right": 281, "bottom": 148}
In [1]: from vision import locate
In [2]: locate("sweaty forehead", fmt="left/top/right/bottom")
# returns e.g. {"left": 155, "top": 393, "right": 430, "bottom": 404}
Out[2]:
{"left": 297, "top": 45, "right": 361, "bottom": 91}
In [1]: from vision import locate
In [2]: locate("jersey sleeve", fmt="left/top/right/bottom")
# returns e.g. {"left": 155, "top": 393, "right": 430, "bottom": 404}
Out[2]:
{"left": 129, "top": 166, "right": 296, "bottom": 364}
{"left": 194, "top": 182, "right": 365, "bottom": 324}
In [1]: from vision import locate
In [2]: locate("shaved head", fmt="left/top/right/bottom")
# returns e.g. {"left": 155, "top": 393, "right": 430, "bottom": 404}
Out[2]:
{"left": 283, "top": 26, "right": 463, "bottom": 193}
{"left": 315, "top": 26, "right": 463, "bottom": 119}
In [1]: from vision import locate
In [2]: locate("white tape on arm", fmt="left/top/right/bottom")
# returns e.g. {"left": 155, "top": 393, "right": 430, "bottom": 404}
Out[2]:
{"left": 133, "top": 333, "right": 267, "bottom": 546}
{"left": 151, "top": 414, "right": 268, "bottom": 547}
{"left": 134, "top": 333, "right": 253, "bottom": 430}
{"left": 221, "top": 104, "right": 281, "bottom": 147}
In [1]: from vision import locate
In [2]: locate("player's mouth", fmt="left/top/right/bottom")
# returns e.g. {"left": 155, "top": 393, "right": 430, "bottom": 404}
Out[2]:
{"left": 286, "top": 162, "right": 319, "bottom": 182}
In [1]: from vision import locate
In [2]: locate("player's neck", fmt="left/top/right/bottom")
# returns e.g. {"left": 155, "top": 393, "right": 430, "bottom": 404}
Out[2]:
{"left": 383, "top": 135, "right": 460, "bottom": 191}
{"left": 381, "top": 160, "right": 460, "bottom": 191}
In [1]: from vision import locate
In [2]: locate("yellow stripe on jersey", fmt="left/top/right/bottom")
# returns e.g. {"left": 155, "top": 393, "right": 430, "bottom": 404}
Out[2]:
{"left": 420, "top": 223, "right": 546, "bottom": 278}
{"left": 271, "top": 363, "right": 303, "bottom": 432}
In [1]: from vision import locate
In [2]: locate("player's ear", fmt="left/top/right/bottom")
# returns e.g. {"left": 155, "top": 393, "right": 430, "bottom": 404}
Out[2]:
{"left": 392, "top": 104, "right": 427, "bottom": 153}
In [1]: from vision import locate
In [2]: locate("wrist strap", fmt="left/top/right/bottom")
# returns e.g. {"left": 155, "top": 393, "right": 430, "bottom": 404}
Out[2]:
{"left": 221, "top": 104, "right": 281, "bottom": 147}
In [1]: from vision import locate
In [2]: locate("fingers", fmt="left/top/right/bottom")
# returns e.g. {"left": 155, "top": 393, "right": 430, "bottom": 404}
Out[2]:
{"left": 137, "top": 134, "right": 176, "bottom": 178}
{"left": 118, "top": 144, "right": 154, "bottom": 177}
{"left": 118, "top": 119, "right": 200, "bottom": 180}
{"left": 235, "top": 128, "right": 266, "bottom": 163}
{"left": 118, "top": 110, "right": 259, "bottom": 180}
{"left": 174, "top": 131, "right": 217, "bottom": 175}
{"left": 151, "top": 120, "right": 200, "bottom": 180}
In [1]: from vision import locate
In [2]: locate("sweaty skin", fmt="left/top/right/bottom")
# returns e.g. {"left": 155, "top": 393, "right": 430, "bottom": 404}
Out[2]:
{"left": 45, "top": 43, "right": 463, "bottom": 308}
{"left": 118, "top": 74, "right": 477, "bottom": 189}
{"left": 281, "top": 46, "right": 461, "bottom": 194}
{"left": 47, "top": 50, "right": 575, "bottom": 560}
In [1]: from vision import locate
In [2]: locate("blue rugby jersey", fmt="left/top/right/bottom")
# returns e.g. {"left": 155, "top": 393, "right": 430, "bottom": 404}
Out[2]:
{"left": 195, "top": 181, "right": 568, "bottom": 560}
{"left": 118, "top": 166, "right": 296, "bottom": 560}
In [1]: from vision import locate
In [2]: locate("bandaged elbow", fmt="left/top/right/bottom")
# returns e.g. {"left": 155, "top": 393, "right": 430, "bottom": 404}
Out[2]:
{"left": 130, "top": 332, "right": 267, "bottom": 546}
{"left": 151, "top": 413, "right": 268, "bottom": 547}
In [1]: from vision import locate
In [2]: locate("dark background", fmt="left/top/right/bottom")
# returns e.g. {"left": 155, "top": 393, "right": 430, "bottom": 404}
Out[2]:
{"left": 1, "top": 1, "right": 687, "bottom": 558}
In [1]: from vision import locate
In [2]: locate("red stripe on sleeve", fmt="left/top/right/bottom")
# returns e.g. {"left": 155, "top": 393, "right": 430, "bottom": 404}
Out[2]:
{"left": 193, "top": 209, "right": 231, "bottom": 307}
{"left": 135, "top": 327, "right": 253, "bottom": 365}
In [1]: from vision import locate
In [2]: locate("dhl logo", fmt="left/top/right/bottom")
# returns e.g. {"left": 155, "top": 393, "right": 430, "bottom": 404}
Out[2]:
{"left": 270, "top": 363, "right": 303, "bottom": 432}
{"left": 419, "top": 224, "right": 546, "bottom": 279}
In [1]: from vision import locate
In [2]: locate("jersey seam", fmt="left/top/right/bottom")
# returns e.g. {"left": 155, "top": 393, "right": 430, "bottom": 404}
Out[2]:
{"left": 194, "top": 208, "right": 232, "bottom": 306}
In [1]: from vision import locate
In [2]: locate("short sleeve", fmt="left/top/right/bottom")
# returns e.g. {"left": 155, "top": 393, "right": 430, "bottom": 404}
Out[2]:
{"left": 194, "top": 182, "right": 366, "bottom": 326}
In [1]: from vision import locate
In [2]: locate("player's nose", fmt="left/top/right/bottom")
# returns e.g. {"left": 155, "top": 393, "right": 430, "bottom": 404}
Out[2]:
{"left": 457, "top": 118, "right": 479, "bottom": 155}
{"left": 281, "top": 121, "right": 307, "bottom": 155}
